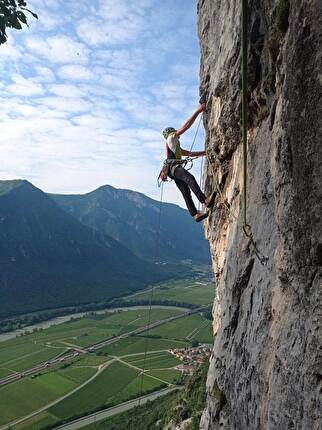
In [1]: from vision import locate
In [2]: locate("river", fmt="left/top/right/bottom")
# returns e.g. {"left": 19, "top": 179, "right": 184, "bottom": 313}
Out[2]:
{"left": 0, "top": 305, "right": 189, "bottom": 343}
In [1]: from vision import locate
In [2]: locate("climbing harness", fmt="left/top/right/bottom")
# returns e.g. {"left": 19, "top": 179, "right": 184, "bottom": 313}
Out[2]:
{"left": 157, "top": 156, "right": 199, "bottom": 187}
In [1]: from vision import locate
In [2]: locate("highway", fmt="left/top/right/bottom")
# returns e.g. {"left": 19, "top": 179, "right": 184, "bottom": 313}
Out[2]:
{"left": 0, "top": 305, "right": 208, "bottom": 388}
{"left": 53, "top": 387, "right": 182, "bottom": 430}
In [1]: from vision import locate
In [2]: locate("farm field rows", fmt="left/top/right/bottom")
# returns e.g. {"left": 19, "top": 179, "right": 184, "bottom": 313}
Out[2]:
{"left": 122, "top": 351, "right": 181, "bottom": 370}
{"left": 1, "top": 280, "right": 214, "bottom": 430}
{"left": 0, "top": 364, "right": 98, "bottom": 426}
{"left": 0, "top": 308, "right": 183, "bottom": 378}
{"left": 147, "top": 368, "right": 182, "bottom": 384}
{"left": 147, "top": 314, "right": 213, "bottom": 344}
{"left": 100, "top": 335, "right": 189, "bottom": 356}
{"left": 18, "top": 361, "right": 164, "bottom": 430}
{"left": 125, "top": 279, "right": 214, "bottom": 306}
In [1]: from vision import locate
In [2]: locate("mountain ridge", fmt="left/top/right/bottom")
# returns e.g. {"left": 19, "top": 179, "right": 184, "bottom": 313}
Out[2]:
{"left": 50, "top": 183, "right": 210, "bottom": 264}
{"left": 0, "top": 179, "right": 168, "bottom": 318}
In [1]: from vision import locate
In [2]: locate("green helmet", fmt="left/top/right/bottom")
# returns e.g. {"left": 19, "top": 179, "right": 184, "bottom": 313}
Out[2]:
{"left": 162, "top": 127, "right": 176, "bottom": 139}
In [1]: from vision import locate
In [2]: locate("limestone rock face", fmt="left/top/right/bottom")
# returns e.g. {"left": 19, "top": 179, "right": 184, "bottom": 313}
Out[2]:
{"left": 197, "top": 0, "right": 322, "bottom": 429}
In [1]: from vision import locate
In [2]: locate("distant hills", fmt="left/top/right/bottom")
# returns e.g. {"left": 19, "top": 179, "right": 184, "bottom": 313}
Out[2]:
{"left": 50, "top": 185, "right": 210, "bottom": 264}
{"left": 0, "top": 180, "right": 161, "bottom": 317}
{"left": 0, "top": 180, "right": 209, "bottom": 318}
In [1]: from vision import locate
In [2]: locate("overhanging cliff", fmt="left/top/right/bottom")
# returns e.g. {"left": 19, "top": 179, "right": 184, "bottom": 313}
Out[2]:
{"left": 198, "top": 0, "right": 322, "bottom": 429}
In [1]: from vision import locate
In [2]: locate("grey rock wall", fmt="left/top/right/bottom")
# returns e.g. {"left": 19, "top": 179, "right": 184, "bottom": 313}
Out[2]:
{"left": 197, "top": 0, "right": 322, "bottom": 429}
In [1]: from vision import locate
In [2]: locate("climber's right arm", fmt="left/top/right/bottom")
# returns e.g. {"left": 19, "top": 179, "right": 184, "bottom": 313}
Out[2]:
{"left": 176, "top": 104, "right": 206, "bottom": 137}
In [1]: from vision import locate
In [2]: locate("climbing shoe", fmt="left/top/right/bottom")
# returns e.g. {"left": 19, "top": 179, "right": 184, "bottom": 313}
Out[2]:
{"left": 205, "top": 191, "right": 217, "bottom": 209}
{"left": 194, "top": 211, "right": 209, "bottom": 223}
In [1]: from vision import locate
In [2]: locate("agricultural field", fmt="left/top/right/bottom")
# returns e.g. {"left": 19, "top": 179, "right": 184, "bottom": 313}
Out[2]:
{"left": 0, "top": 363, "right": 99, "bottom": 426}
{"left": 0, "top": 308, "right": 183, "bottom": 378}
{"left": 100, "top": 335, "right": 189, "bottom": 356}
{"left": 122, "top": 351, "right": 181, "bottom": 370}
{"left": 0, "top": 337, "right": 67, "bottom": 379}
{"left": 125, "top": 278, "right": 214, "bottom": 306}
{"left": 147, "top": 314, "right": 213, "bottom": 344}
{"left": 19, "top": 361, "right": 164, "bottom": 430}
{"left": 0, "top": 296, "right": 213, "bottom": 429}
{"left": 147, "top": 368, "right": 182, "bottom": 384}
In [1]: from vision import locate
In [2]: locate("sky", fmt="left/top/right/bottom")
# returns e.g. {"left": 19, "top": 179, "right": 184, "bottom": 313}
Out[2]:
{"left": 0, "top": 0, "right": 206, "bottom": 206}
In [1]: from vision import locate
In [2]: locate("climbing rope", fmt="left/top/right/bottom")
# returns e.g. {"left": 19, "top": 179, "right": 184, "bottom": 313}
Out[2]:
{"left": 205, "top": 0, "right": 268, "bottom": 266}
{"left": 138, "top": 116, "right": 203, "bottom": 406}
{"left": 137, "top": 115, "right": 206, "bottom": 411}
{"left": 241, "top": 0, "right": 268, "bottom": 265}
{"left": 208, "top": 159, "right": 268, "bottom": 265}
{"left": 137, "top": 114, "right": 205, "bottom": 418}
{"left": 188, "top": 113, "right": 203, "bottom": 156}
{"left": 242, "top": 0, "right": 248, "bottom": 229}
{"left": 137, "top": 181, "right": 164, "bottom": 406}
{"left": 198, "top": 155, "right": 205, "bottom": 212}
{"left": 101, "top": 6, "right": 270, "bottom": 428}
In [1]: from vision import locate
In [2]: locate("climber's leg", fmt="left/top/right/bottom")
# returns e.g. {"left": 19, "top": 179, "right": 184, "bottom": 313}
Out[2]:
{"left": 173, "top": 166, "right": 206, "bottom": 203}
{"left": 174, "top": 177, "right": 198, "bottom": 216}
{"left": 174, "top": 177, "right": 209, "bottom": 222}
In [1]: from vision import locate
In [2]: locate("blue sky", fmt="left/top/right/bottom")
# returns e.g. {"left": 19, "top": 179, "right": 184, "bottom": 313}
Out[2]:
{"left": 0, "top": 0, "right": 205, "bottom": 206}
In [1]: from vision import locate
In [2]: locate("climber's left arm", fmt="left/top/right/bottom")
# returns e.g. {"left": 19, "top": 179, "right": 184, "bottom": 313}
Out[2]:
{"left": 181, "top": 149, "right": 206, "bottom": 157}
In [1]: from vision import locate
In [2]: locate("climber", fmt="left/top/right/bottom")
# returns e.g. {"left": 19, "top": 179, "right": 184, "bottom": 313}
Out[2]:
{"left": 162, "top": 103, "right": 216, "bottom": 222}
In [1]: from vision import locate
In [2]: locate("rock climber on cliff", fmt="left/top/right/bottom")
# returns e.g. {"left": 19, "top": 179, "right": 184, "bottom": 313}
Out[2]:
{"left": 161, "top": 103, "right": 216, "bottom": 222}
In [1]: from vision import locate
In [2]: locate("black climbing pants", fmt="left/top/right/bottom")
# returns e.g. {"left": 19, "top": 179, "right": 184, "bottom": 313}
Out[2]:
{"left": 171, "top": 166, "right": 206, "bottom": 217}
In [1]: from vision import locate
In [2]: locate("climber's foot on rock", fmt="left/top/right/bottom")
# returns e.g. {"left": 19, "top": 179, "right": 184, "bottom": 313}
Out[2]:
{"left": 217, "top": 199, "right": 230, "bottom": 210}
{"left": 194, "top": 211, "right": 209, "bottom": 223}
{"left": 205, "top": 191, "right": 217, "bottom": 209}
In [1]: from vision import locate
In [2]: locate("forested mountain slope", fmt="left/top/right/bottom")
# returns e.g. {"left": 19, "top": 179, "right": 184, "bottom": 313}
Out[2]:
{"left": 50, "top": 184, "right": 210, "bottom": 264}
{"left": 0, "top": 180, "right": 167, "bottom": 318}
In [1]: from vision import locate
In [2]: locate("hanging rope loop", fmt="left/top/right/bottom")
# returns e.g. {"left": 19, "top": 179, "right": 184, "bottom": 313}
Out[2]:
{"left": 242, "top": 0, "right": 248, "bottom": 229}
{"left": 242, "top": 224, "right": 269, "bottom": 265}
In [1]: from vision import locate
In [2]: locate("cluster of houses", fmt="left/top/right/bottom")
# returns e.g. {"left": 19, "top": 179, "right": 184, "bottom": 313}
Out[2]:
{"left": 169, "top": 345, "right": 211, "bottom": 375}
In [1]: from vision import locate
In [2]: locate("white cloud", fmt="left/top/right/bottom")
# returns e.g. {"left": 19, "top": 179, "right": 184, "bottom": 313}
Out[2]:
{"left": 72, "top": 111, "right": 122, "bottom": 131}
{"left": 58, "top": 64, "right": 94, "bottom": 81}
{"left": 37, "top": 96, "right": 92, "bottom": 113}
{"left": 0, "top": 92, "right": 204, "bottom": 206}
{"left": 100, "top": 74, "right": 134, "bottom": 91}
{"left": 0, "top": 0, "right": 203, "bottom": 208}
{"left": 77, "top": 0, "right": 152, "bottom": 46}
{"left": 34, "top": 66, "right": 56, "bottom": 83}
{"left": 26, "top": 35, "right": 89, "bottom": 64}
{"left": 77, "top": 18, "right": 144, "bottom": 46}
{"left": 99, "top": 0, "right": 153, "bottom": 20}
{"left": 0, "top": 39, "right": 22, "bottom": 61}
{"left": 39, "top": 14, "right": 61, "bottom": 30}
{"left": 7, "top": 74, "right": 44, "bottom": 97}
{"left": 171, "top": 63, "right": 199, "bottom": 80}
{"left": 95, "top": 48, "right": 144, "bottom": 77}
{"left": 49, "top": 84, "right": 85, "bottom": 98}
